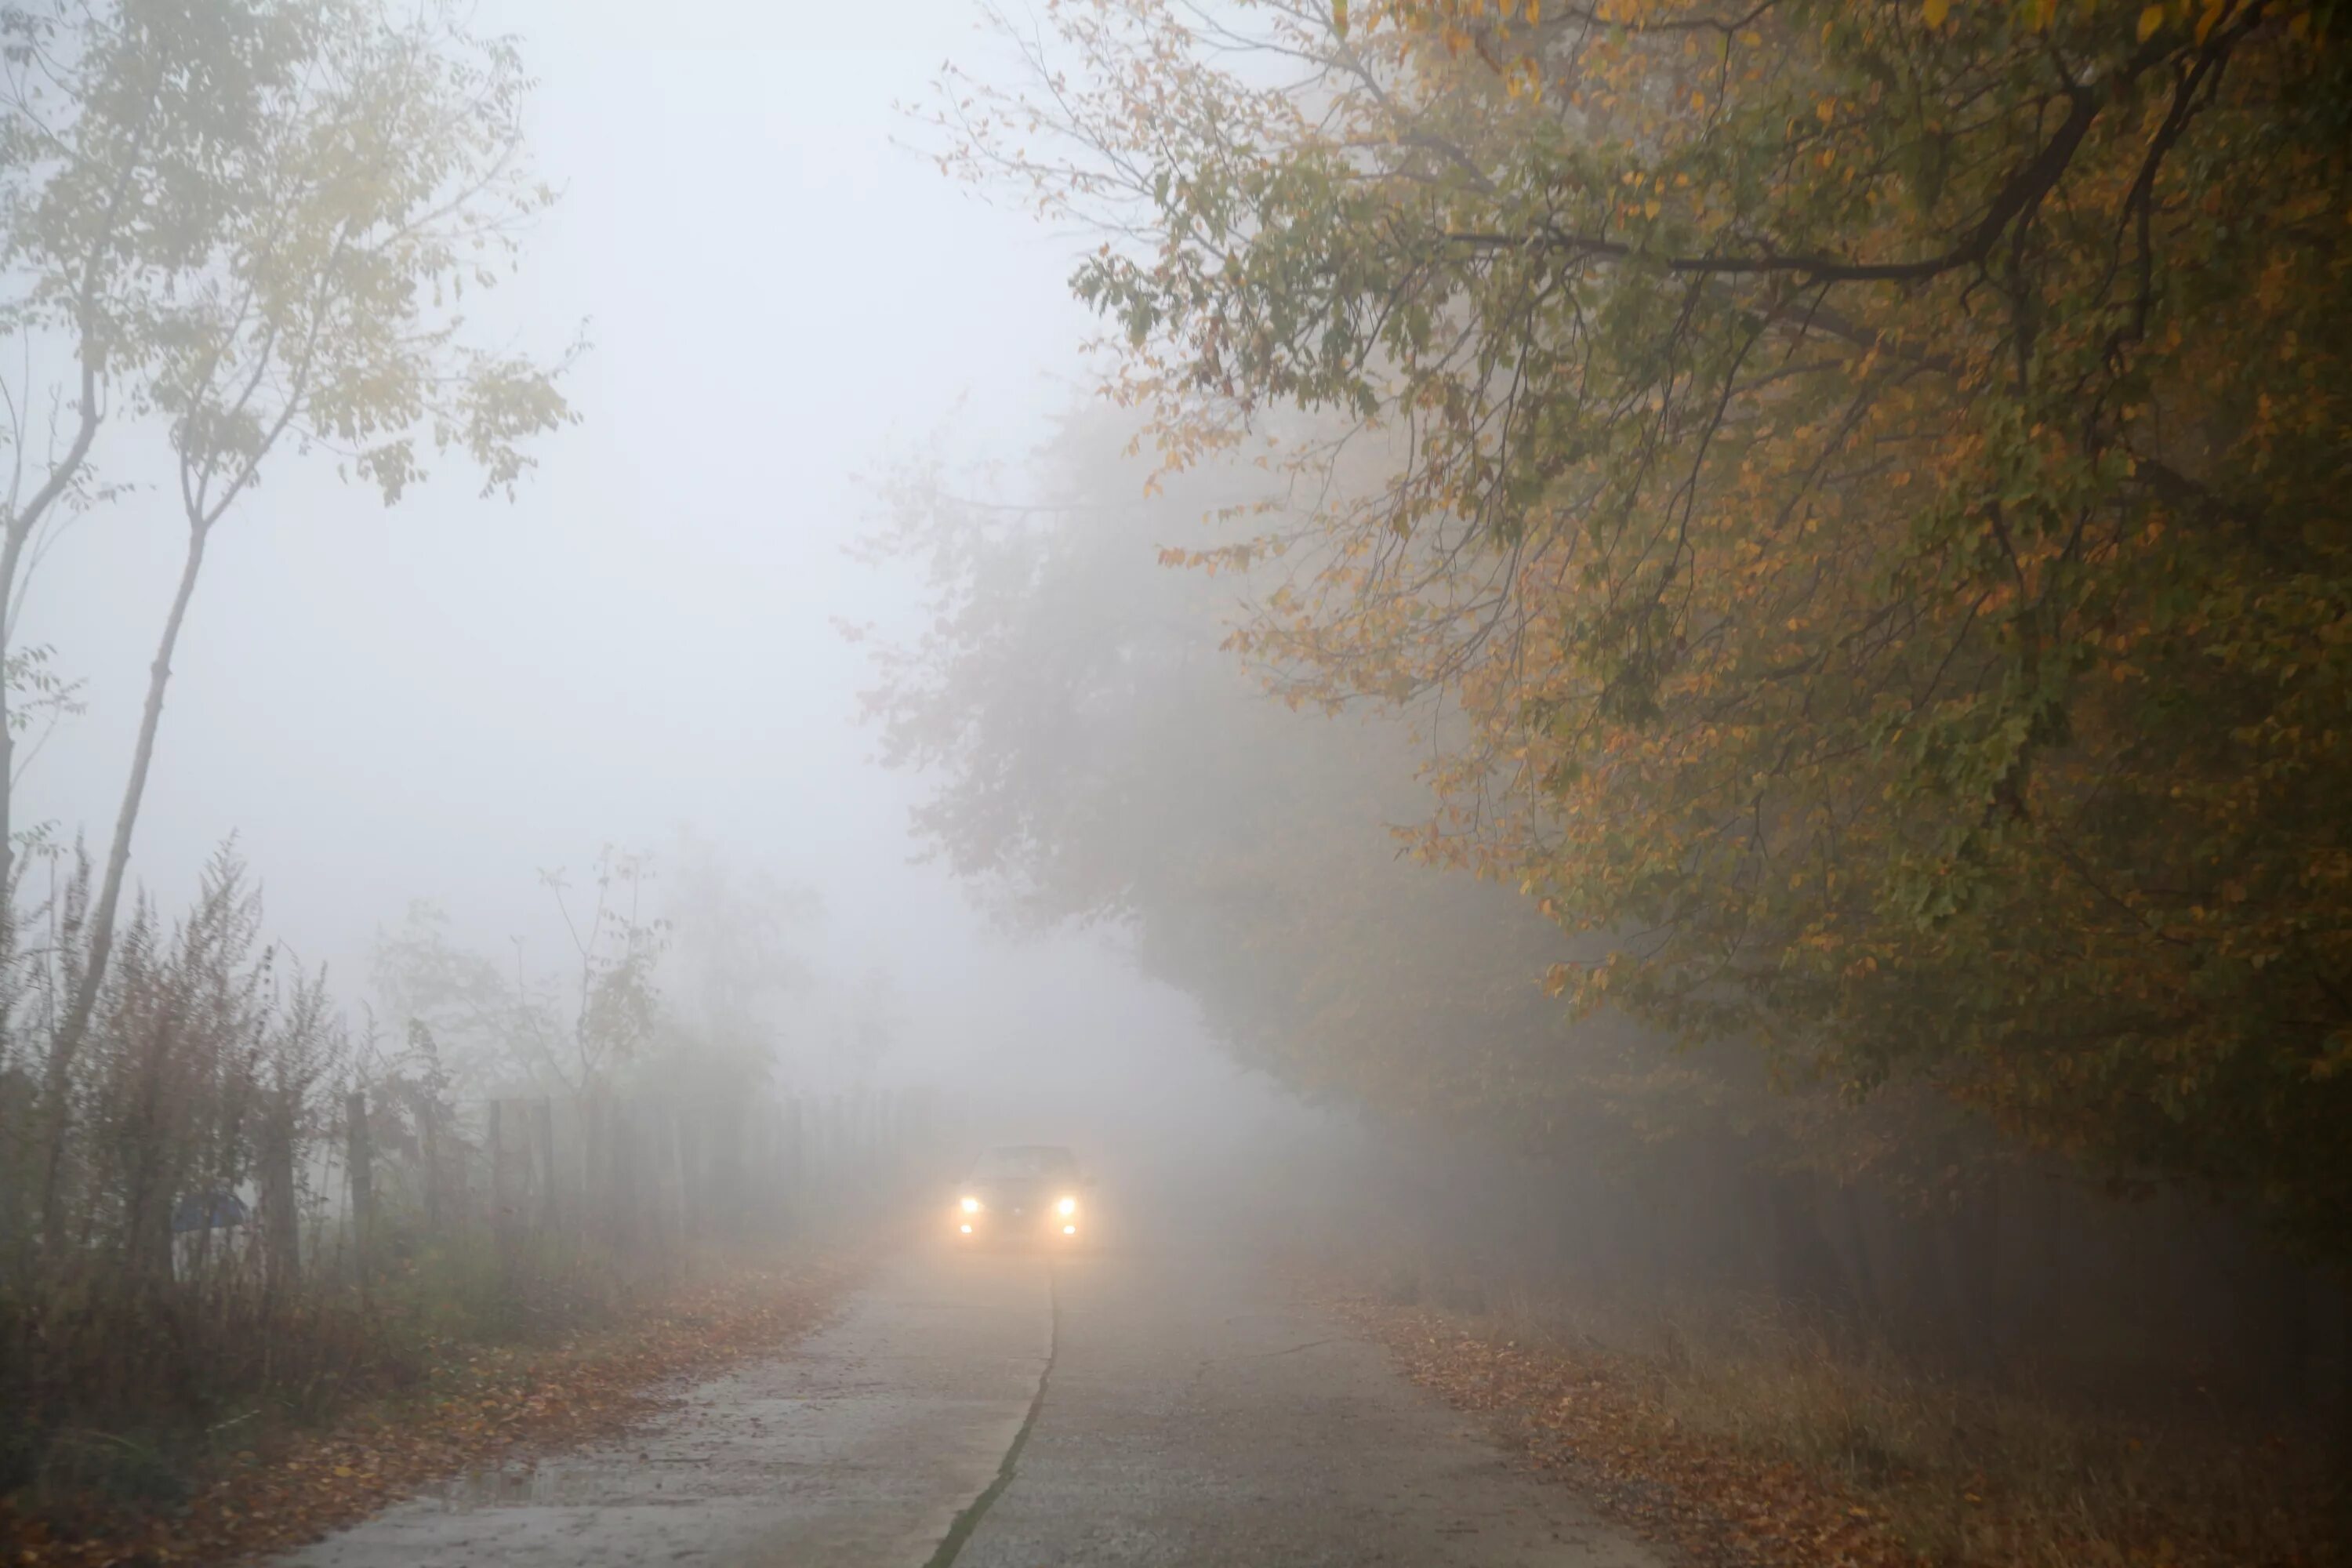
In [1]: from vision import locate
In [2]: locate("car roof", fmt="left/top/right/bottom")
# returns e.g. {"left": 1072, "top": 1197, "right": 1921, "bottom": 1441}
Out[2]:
{"left": 971, "top": 1144, "right": 1080, "bottom": 1172}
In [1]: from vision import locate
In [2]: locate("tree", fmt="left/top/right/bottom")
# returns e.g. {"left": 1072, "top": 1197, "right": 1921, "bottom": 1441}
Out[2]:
{"left": 16, "top": 0, "right": 575, "bottom": 1251}
{"left": 0, "top": 0, "right": 296, "bottom": 895}
{"left": 837, "top": 966, "right": 899, "bottom": 1087}
{"left": 865, "top": 408, "right": 1727, "bottom": 1156}
{"left": 862, "top": 405, "right": 2028, "bottom": 1334}
{"left": 375, "top": 848, "right": 669, "bottom": 1098}
{"left": 540, "top": 848, "right": 666, "bottom": 1093}
{"left": 660, "top": 828, "right": 821, "bottom": 1080}
{"left": 934, "top": 0, "right": 2352, "bottom": 1251}
{"left": 2, "top": 645, "right": 80, "bottom": 825}
{"left": 371, "top": 900, "right": 545, "bottom": 1091}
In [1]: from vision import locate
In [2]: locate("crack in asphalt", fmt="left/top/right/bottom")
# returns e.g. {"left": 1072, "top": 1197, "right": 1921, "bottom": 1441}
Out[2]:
{"left": 923, "top": 1264, "right": 1061, "bottom": 1568}
{"left": 1254, "top": 1336, "right": 1342, "bottom": 1359}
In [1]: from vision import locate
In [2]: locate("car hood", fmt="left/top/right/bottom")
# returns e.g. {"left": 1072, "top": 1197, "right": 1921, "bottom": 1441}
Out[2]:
{"left": 969, "top": 1179, "right": 1072, "bottom": 1207}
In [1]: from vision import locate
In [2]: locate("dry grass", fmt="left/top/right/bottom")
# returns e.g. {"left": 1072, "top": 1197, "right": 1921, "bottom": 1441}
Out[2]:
{"left": 0, "top": 1234, "right": 884, "bottom": 1566}
{"left": 1341, "top": 1258, "right": 2347, "bottom": 1568}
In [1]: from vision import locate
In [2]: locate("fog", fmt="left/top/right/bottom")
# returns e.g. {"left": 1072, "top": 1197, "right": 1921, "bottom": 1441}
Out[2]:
{"left": 11, "top": 0, "right": 1283, "bottom": 1144}
{"left": 2, "top": 3, "right": 2344, "bottom": 1561}
{"left": 9, "top": 0, "right": 2332, "bottom": 1330}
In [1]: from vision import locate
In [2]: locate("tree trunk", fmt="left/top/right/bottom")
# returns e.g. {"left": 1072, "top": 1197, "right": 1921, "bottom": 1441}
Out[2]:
{"left": 259, "top": 1092, "right": 300, "bottom": 1301}
{"left": 38, "top": 523, "right": 211, "bottom": 1256}
{"left": 0, "top": 521, "right": 31, "bottom": 914}
{"left": 1766, "top": 1166, "right": 1857, "bottom": 1321}
{"left": 122, "top": 1058, "right": 177, "bottom": 1293}
{"left": 1829, "top": 1180, "right": 1882, "bottom": 1332}
{"left": 2324, "top": 1277, "right": 2352, "bottom": 1445}
{"left": 1936, "top": 1181, "right": 2004, "bottom": 1372}
{"left": 0, "top": 340, "right": 106, "bottom": 919}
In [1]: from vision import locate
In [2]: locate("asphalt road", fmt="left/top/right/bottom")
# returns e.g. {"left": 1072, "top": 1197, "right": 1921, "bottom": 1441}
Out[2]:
{"left": 279, "top": 1222, "right": 1657, "bottom": 1568}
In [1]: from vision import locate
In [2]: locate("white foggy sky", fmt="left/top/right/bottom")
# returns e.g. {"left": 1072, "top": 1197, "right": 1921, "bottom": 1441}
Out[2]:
{"left": 13, "top": 0, "right": 1290, "bottom": 1129}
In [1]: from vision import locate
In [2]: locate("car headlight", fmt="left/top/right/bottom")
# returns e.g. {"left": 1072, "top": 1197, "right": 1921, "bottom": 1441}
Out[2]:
{"left": 960, "top": 1196, "right": 982, "bottom": 1214}
{"left": 1056, "top": 1196, "right": 1077, "bottom": 1218}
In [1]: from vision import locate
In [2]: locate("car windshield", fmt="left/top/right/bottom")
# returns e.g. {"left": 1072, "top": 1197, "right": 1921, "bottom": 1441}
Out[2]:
{"left": 971, "top": 1145, "right": 1080, "bottom": 1181}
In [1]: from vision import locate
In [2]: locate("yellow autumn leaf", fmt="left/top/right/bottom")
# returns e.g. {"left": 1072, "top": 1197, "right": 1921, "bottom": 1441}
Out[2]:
{"left": 2138, "top": 3, "right": 2165, "bottom": 39}
{"left": 1923, "top": 0, "right": 1949, "bottom": 26}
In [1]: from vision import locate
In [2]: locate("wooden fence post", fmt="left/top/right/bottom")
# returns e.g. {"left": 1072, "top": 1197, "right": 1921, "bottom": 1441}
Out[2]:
{"left": 675, "top": 1102, "right": 695, "bottom": 1240}
{"left": 716, "top": 1097, "right": 744, "bottom": 1237}
{"left": 489, "top": 1099, "right": 515, "bottom": 1265}
{"left": 746, "top": 1102, "right": 771, "bottom": 1237}
{"left": 419, "top": 1093, "right": 444, "bottom": 1236}
{"left": 584, "top": 1092, "right": 608, "bottom": 1242}
{"left": 664, "top": 1102, "right": 689, "bottom": 1241}
{"left": 779, "top": 1097, "right": 803, "bottom": 1229}
{"left": 652, "top": 1103, "right": 678, "bottom": 1244}
{"left": 608, "top": 1103, "right": 637, "bottom": 1251}
{"left": 346, "top": 1088, "right": 375, "bottom": 1285}
{"left": 534, "top": 1098, "right": 558, "bottom": 1234}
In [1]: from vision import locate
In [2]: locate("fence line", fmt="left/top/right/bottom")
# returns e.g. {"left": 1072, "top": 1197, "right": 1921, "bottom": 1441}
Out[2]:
{"left": 324, "top": 1083, "right": 944, "bottom": 1281}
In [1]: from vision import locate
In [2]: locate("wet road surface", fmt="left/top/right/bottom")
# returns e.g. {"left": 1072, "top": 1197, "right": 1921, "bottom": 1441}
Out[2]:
{"left": 279, "top": 1226, "right": 1657, "bottom": 1567}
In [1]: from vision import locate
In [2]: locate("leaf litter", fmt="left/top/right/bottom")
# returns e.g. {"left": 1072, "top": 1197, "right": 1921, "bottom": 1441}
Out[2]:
{"left": 1329, "top": 1290, "right": 1912, "bottom": 1568}
{"left": 1, "top": 1251, "right": 873, "bottom": 1567}
{"left": 1325, "top": 1289, "right": 2341, "bottom": 1568}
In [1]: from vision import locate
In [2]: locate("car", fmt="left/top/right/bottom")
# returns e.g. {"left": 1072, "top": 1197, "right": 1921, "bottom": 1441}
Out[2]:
{"left": 953, "top": 1144, "right": 1091, "bottom": 1243}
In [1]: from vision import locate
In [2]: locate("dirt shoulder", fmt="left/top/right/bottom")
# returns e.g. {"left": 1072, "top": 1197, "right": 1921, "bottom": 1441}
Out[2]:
{"left": 1327, "top": 1290, "right": 1905, "bottom": 1568}
{"left": 1322, "top": 1285, "right": 2346, "bottom": 1568}
{"left": 1, "top": 1249, "right": 877, "bottom": 1567}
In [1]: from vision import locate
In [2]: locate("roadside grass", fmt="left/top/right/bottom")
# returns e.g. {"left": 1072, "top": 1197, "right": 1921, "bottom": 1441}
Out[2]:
{"left": 0, "top": 1229, "right": 884, "bottom": 1566}
{"left": 2, "top": 1234, "right": 638, "bottom": 1523}
{"left": 1327, "top": 1259, "right": 2347, "bottom": 1568}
